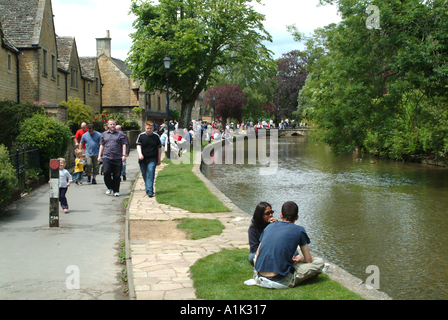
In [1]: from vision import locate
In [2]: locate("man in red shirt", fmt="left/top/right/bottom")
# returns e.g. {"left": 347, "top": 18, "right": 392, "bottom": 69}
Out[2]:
{"left": 74, "top": 122, "right": 88, "bottom": 151}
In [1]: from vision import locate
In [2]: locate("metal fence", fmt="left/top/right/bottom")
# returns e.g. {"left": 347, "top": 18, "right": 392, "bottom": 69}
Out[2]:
{"left": 8, "top": 145, "right": 41, "bottom": 191}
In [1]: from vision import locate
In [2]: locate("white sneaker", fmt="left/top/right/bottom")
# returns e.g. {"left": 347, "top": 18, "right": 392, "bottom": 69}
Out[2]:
{"left": 106, "top": 189, "right": 113, "bottom": 195}
{"left": 114, "top": 192, "right": 119, "bottom": 197}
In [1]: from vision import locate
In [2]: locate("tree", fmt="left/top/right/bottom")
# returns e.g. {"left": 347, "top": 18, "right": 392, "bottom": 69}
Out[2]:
{"left": 205, "top": 85, "right": 247, "bottom": 123}
{"left": 273, "top": 50, "right": 308, "bottom": 119}
{"left": 291, "top": 0, "right": 448, "bottom": 158}
{"left": 126, "top": 0, "right": 275, "bottom": 128}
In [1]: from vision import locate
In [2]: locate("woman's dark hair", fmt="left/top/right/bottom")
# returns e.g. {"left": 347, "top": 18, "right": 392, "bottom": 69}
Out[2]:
{"left": 251, "top": 201, "right": 272, "bottom": 228}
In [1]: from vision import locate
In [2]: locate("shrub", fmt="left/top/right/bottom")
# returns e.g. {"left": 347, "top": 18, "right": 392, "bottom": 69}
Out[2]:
{"left": 0, "top": 100, "right": 45, "bottom": 149}
{"left": 60, "top": 97, "right": 95, "bottom": 128}
{"left": 122, "top": 119, "right": 140, "bottom": 131}
{"left": 16, "top": 113, "right": 72, "bottom": 174}
{"left": 0, "top": 144, "right": 18, "bottom": 203}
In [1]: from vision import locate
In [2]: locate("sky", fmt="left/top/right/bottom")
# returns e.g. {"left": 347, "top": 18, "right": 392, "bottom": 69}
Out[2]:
{"left": 52, "top": 0, "right": 341, "bottom": 62}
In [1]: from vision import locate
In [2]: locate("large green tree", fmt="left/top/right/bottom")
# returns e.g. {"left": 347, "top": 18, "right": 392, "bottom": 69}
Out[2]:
{"left": 290, "top": 0, "right": 448, "bottom": 158}
{"left": 126, "top": 0, "right": 275, "bottom": 128}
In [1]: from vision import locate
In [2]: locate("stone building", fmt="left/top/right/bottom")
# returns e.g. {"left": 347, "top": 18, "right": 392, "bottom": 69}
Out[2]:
{"left": 0, "top": 0, "right": 101, "bottom": 112}
{"left": 57, "top": 36, "right": 101, "bottom": 113}
{"left": 96, "top": 31, "right": 207, "bottom": 128}
{"left": 1, "top": 0, "right": 205, "bottom": 127}
{"left": 0, "top": 21, "right": 19, "bottom": 102}
{"left": 96, "top": 30, "right": 169, "bottom": 126}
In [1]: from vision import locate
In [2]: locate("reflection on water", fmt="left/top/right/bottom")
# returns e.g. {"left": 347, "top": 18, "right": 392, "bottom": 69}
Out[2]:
{"left": 201, "top": 136, "right": 448, "bottom": 300}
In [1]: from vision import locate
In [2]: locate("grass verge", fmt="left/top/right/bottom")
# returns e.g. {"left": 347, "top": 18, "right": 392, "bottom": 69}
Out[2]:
{"left": 190, "top": 248, "right": 364, "bottom": 300}
{"left": 154, "top": 150, "right": 362, "bottom": 300}
{"left": 175, "top": 218, "right": 225, "bottom": 240}
{"left": 155, "top": 158, "right": 230, "bottom": 213}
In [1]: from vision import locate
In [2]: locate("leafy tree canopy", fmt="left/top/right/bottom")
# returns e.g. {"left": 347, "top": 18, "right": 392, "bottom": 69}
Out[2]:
{"left": 289, "top": 0, "right": 448, "bottom": 158}
{"left": 126, "top": 0, "right": 276, "bottom": 128}
{"left": 205, "top": 84, "right": 247, "bottom": 122}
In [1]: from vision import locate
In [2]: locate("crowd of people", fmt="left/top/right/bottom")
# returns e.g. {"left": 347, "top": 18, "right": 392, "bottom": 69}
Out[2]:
{"left": 58, "top": 117, "right": 311, "bottom": 209}
{"left": 55, "top": 118, "right": 323, "bottom": 291}
{"left": 55, "top": 119, "right": 129, "bottom": 213}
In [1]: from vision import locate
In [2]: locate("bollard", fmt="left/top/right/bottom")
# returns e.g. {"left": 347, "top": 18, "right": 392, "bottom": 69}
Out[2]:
{"left": 49, "top": 159, "right": 60, "bottom": 227}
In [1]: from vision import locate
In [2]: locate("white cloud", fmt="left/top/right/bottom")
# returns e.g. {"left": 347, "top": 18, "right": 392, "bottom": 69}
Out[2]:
{"left": 52, "top": 0, "right": 341, "bottom": 61}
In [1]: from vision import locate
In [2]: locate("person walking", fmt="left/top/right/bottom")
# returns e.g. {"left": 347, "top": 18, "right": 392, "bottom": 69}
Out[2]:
{"left": 57, "top": 158, "right": 72, "bottom": 213}
{"left": 80, "top": 124, "right": 101, "bottom": 184}
{"left": 136, "top": 121, "right": 162, "bottom": 197}
{"left": 98, "top": 119, "right": 128, "bottom": 197}
{"left": 116, "top": 125, "right": 130, "bottom": 181}
{"left": 74, "top": 122, "right": 88, "bottom": 152}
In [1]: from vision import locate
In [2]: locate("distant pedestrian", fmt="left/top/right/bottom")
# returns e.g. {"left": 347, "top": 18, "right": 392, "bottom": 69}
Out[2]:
{"left": 136, "top": 121, "right": 162, "bottom": 197}
{"left": 98, "top": 119, "right": 128, "bottom": 197}
{"left": 80, "top": 124, "right": 101, "bottom": 184}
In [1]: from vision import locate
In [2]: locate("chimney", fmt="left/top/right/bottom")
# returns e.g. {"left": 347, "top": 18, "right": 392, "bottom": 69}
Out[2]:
{"left": 96, "top": 30, "right": 111, "bottom": 57}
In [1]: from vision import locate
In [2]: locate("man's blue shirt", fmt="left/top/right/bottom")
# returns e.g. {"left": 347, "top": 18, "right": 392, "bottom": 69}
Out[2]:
{"left": 80, "top": 131, "right": 102, "bottom": 156}
{"left": 255, "top": 221, "right": 310, "bottom": 276}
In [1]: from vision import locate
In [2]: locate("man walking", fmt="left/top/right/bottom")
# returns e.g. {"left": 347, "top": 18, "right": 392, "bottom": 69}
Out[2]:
{"left": 74, "top": 122, "right": 88, "bottom": 151}
{"left": 136, "top": 121, "right": 162, "bottom": 197}
{"left": 116, "top": 125, "right": 130, "bottom": 181}
{"left": 80, "top": 124, "right": 101, "bottom": 184}
{"left": 98, "top": 119, "right": 128, "bottom": 197}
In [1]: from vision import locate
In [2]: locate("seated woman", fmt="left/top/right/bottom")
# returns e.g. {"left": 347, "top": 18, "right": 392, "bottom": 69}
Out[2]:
{"left": 248, "top": 202, "right": 277, "bottom": 266}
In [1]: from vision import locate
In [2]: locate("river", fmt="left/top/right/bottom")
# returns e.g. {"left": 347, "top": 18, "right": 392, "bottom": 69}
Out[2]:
{"left": 201, "top": 135, "right": 448, "bottom": 300}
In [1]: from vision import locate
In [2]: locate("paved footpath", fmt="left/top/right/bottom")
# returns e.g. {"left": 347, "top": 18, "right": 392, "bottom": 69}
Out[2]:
{"left": 127, "top": 162, "right": 392, "bottom": 300}
{"left": 0, "top": 150, "right": 141, "bottom": 300}
{"left": 127, "top": 163, "right": 252, "bottom": 300}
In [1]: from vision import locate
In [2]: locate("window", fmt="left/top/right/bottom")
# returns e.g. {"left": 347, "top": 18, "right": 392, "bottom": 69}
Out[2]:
{"left": 51, "top": 54, "right": 56, "bottom": 78}
{"left": 158, "top": 97, "right": 161, "bottom": 111}
{"left": 7, "top": 53, "right": 12, "bottom": 73}
{"left": 87, "top": 82, "right": 91, "bottom": 94}
{"left": 70, "top": 68, "right": 79, "bottom": 89}
{"left": 42, "top": 49, "right": 48, "bottom": 76}
{"left": 57, "top": 75, "right": 60, "bottom": 88}
{"left": 95, "top": 77, "right": 99, "bottom": 94}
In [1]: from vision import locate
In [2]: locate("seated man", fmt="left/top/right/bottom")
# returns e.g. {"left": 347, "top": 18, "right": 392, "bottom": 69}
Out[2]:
{"left": 253, "top": 201, "right": 324, "bottom": 288}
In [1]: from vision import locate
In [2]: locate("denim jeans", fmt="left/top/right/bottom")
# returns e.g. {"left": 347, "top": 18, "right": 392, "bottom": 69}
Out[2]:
{"left": 140, "top": 161, "right": 157, "bottom": 195}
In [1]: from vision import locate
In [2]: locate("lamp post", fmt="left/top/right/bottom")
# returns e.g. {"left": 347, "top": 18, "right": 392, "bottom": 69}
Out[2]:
{"left": 213, "top": 94, "right": 215, "bottom": 124}
{"left": 163, "top": 53, "right": 171, "bottom": 159}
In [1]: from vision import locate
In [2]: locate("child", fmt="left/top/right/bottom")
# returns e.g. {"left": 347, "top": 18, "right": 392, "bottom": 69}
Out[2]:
{"left": 74, "top": 149, "right": 84, "bottom": 185}
{"left": 58, "top": 158, "right": 72, "bottom": 213}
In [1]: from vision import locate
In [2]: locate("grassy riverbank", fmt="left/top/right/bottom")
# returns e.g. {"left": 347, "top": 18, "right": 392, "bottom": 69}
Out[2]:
{"left": 153, "top": 151, "right": 364, "bottom": 300}
{"left": 155, "top": 153, "right": 230, "bottom": 212}
{"left": 191, "top": 249, "right": 363, "bottom": 300}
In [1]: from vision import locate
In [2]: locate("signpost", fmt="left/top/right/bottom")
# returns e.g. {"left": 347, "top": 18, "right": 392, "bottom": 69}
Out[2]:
{"left": 49, "top": 159, "right": 59, "bottom": 227}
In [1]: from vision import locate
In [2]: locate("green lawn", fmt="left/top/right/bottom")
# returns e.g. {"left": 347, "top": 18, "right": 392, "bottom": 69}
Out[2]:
{"left": 155, "top": 157, "right": 230, "bottom": 213}
{"left": 175, "top": 218, "right": 225, "bottom": 240}
{"left": 190, "top": 249, "right": 364, "bottom": 300}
